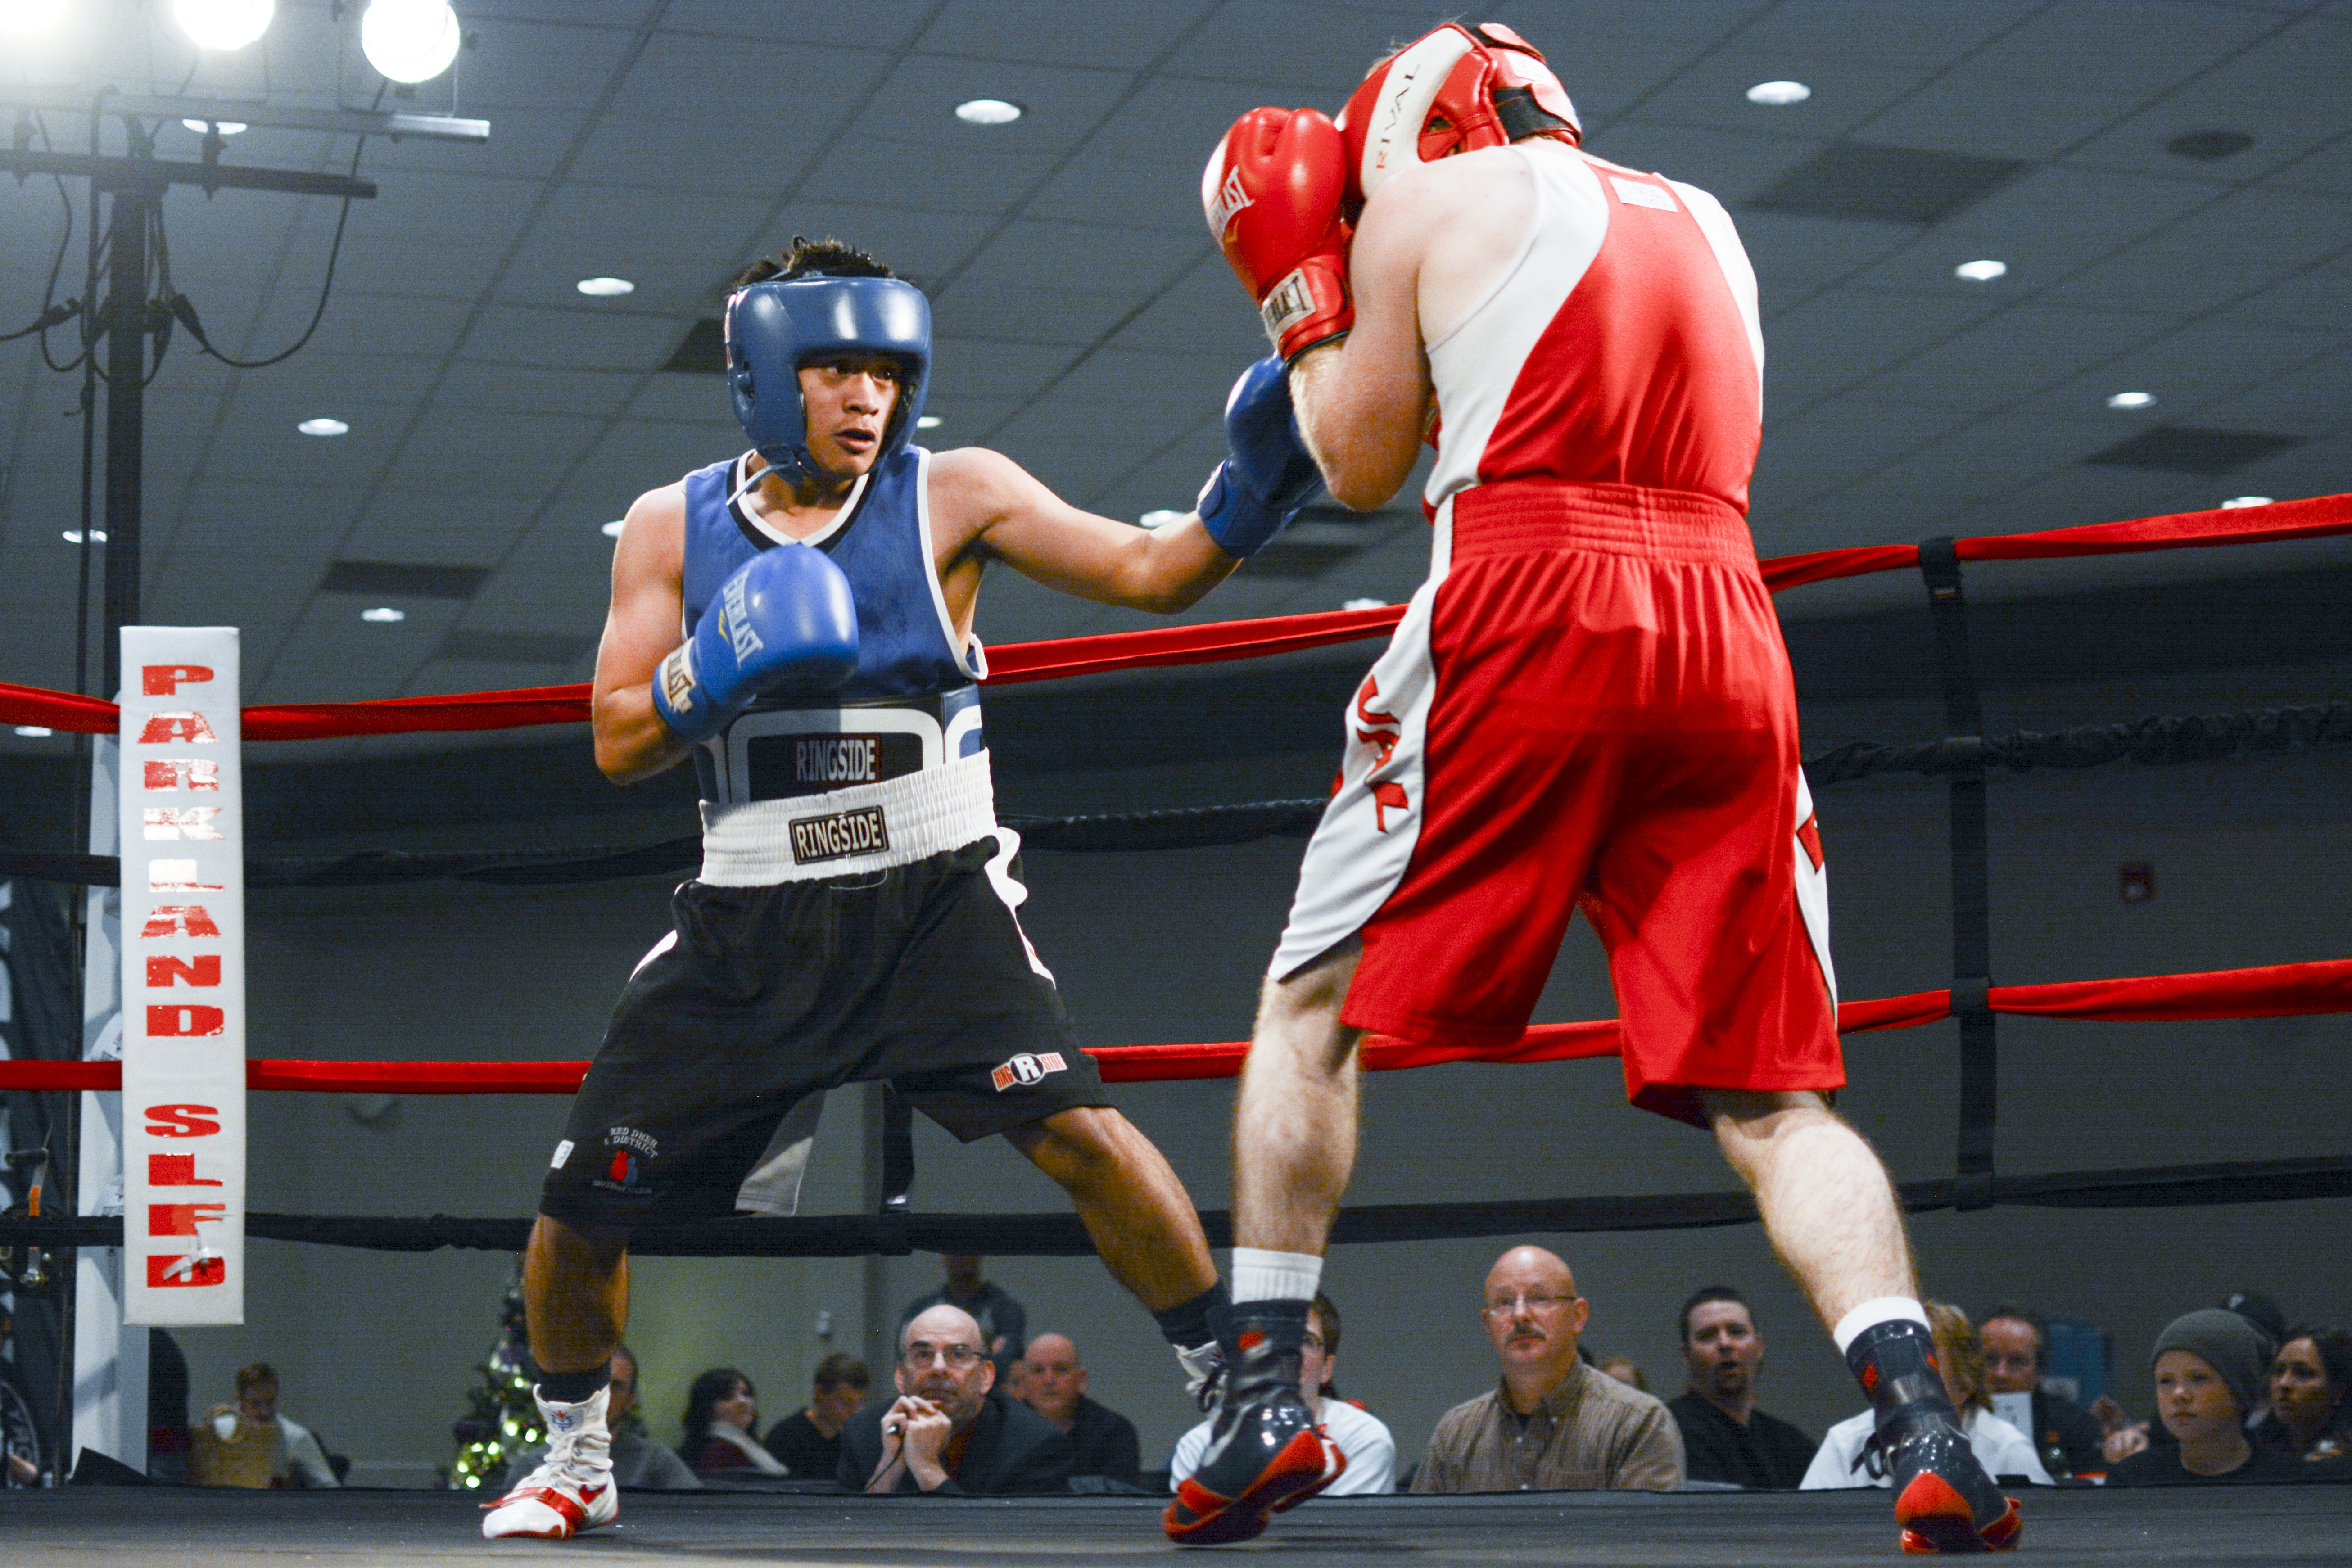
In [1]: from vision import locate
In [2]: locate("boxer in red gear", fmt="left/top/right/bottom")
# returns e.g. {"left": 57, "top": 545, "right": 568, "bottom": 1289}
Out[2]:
{"left": 1185, "top": 22, "right": 2018, "bottom": 1555}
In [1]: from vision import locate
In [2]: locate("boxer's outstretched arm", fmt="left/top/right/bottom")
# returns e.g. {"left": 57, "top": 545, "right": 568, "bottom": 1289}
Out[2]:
{"left": 590, "top": 485, "right": 696, "bottom": 786}
{"left": 935, "top": 447, "right": 1241, "bottom": 613}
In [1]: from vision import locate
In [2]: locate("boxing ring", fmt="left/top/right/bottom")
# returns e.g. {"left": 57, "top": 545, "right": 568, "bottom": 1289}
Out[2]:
{"left": 2, "top": 493, "right": 2350, "bottom": 1560}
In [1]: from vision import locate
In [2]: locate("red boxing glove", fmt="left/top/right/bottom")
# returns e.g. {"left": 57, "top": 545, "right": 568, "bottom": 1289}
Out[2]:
{"left": 1203, "top": 107, "right": 1353, "bottom": 361}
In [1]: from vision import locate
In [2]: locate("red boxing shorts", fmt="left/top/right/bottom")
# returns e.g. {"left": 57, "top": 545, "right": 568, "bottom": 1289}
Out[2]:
{"left": 1271, "top": 479, "right": 1841, "bottom": 1126}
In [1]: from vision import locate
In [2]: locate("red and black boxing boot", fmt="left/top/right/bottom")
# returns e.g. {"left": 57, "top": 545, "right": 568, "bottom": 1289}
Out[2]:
{"left": 1846, "top": 1319, "right": 2022, "bottom": 1554}
{"left": 1162, "top": 1303, "right": 1345, "bottom": 1546}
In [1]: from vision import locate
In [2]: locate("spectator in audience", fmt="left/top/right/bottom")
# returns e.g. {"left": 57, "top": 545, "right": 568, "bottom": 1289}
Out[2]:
{"left": 1805, "top": 1304, "right": 2049, "bottom": 1490}
{"left": 1018, "top": 1333, "right": 1141, "bottom": 1489}
{"left": 1599, "top": 1357, "right": 1647, "bottom": 1392}
{"left": 763, "top": 1352, "right": 869, "bottom": 1480}
{"left": 1413, "top": 1246, "right": 1682, "bottom": 1493}
{"left": 678, "top": 1368, "right": 786, "bottom": 1475}
{"left": 2111, "top": 1310, "right": 2320, "bottom": 1486}
{"left": 503, "top": 1346, "right": 698, "bottom": 1491}
{"left": 2257, "top": 1328, "right": 2352, "bottom": 1464}
{"left": 1980, "top": 1305, "right": 2107, "bottom": 1478}
{"left": 1668, "top": 1286, "right": 1816, "bottom": 1489}
{"left": 1175, "top": 1292, "right": 1394, "bottom": 1495}
{"left": 841, "top": 1304, "right": 1071, "bottom": 1494}
{"left": 901, "top": 1254, "right": 1028, "bottom": 1378}
{"left": 189, "top": 1362, "right": 339, "bottom": 1489}
{"left": 2108, "top": 1289, "right": 2295, "bottom": 1466}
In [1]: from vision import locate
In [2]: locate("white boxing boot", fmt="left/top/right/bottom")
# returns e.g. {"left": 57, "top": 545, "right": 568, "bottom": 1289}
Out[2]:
{"left": 480, "top": 1383, "right": 619, "bottom": 1540}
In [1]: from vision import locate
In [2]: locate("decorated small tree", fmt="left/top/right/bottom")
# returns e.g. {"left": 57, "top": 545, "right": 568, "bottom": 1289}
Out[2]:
{"left": 443, "top": 1271, "right": 540, "bottom": 1492}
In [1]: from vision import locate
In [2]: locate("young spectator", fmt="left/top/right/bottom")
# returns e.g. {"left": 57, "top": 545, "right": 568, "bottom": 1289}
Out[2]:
{"left": 1598, "top": 1358, "right": 1647, "bottom": 1392}
{"left": 1174, "top": 1293, "right": 1393, "bottom": 1496}
{"left": 189, "top": 1363, "right": 339, "bottom": 1489}
{"left": 502, "top": 1347, "right": 698, "bottom": 1491}
{"left": 843, "top": 1305, "right": 1071, "bottom": 1494}
{"left": 2257, "top": 1329, "right": 2352, "bottom": 1464}
{"left": 764, "top": 1353, "right": 869, "bottom": 1479}
{"left": 678, "top": 1369, "right": 785, "bottom": 1475}
{"left": 1018, "top": 1333, "right": 1141, "bottom": 1489}
{"left": 1804, "top": 1304, "right": 2049, "bottom": 1491}
{"left": 1668, "top": 1287, "right": 1817, "bottom": 1490}
{"left": 1979, "top": 1305, "right": 2107, "bottom": 1478}
{"left": 2110, "top": 1310, "right": 2317, "bottom": 1486}
{"left": 1414, "top": 1247, "right": 1682, "bottom": 1494}
{"left": 900, "top": 1255, "right": 1028, "bottom": 1379}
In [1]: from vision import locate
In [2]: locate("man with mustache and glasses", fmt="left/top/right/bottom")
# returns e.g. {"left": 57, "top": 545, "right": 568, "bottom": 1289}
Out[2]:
{"left": 1413, "top": 1246, "right": 1683, "bottom": 1493}
{"left": 841, "top": 1305, "right": 1072, "bottom": 1495}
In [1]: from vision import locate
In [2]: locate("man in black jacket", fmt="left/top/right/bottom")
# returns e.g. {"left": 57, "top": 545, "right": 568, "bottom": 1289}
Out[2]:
{"left": 1981, "top": 1306, "right": 2107, "bottom": 1477}
{"left": 1018, "top": 1333, "right": 1142, "bottom": 1488}
{"left": 841, "top": 1306, "right": 1071, "bottom": 1494}
{"left": 1667, "top": 1287, "right": 1817, "bottom": 1490}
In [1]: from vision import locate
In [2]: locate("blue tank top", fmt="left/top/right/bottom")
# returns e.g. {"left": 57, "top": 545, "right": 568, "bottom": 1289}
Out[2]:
{"left": 680, "top": 448, "right": 986, "bottom": 804}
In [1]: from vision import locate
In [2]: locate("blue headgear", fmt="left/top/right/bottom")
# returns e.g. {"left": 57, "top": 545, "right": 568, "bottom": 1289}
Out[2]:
{"left": 724, "top": 274, "right": 931, "bottom": 488}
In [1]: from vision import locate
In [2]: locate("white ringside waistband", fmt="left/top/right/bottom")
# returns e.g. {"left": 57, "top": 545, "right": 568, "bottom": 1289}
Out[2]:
{"left": 697, "top": 749, "right": 998, "bottom": 886}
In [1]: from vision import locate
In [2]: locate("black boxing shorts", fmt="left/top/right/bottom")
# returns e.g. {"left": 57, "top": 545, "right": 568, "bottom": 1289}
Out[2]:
{"left": 539, "top": 835, "right": 1108, "bottom": 1226}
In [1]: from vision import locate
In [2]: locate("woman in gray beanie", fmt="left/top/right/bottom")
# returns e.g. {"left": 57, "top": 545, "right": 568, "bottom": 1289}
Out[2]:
{"left": 2110, "top": 1310, "right": 2316, "bottom": 1486}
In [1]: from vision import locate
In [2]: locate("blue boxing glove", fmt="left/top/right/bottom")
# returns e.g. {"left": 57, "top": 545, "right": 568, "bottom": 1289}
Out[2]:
{"left": 652, "top": 544, "right": 859, "bottom": 744}
{"left": 1195, "top": 355, "right": 1325, "bottom": 558}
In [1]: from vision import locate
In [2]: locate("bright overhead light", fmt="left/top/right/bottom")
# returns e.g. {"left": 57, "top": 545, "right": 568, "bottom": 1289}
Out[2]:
{"left": 575, "top": 276, "right": 634, "bottom": 297}
{"left": 1342, "top": 598, "right": 1386, "bottom": 612}
{"left": 2220, "top": 495, "right": 2273, "bottom": 509}
{"left": 360, "top": 606, "right": 407, "bottom": 623}
{"left": 2105, "top": 391, "right": 2156, "bottom": 410}
{"left": 955, "top": 99, "right": 1023, "bottom": 126}
{"left": 182, "top": 118, "right": 248, "bottom": 136}
{"left": 172, "top": 0, "right": 276, "bottom": 51}
{"left": 298, "top": 416, "right": 349, "bottom": 436}
{"left": 601, "top": 519, "right": 625, "bottom": 537}
{"left": 1746, "top": 80, "right": 1810, "bottom": 106}
{"left": 1138, "top": 509, "right": 1186, "bottom": 530}
{"left": 1953, "top": 258, "right": 2008, "bottom": 282}
{"left": 361, "top": 0, "right": 461, "bottom": 84}
{"left": 62, "top": 528, "right": 108, "bottom": 544}
{"left": 0, "top": 0, "right": 71, "bottom": 38}
{"left": 915, "top": 415, "right": 942, "bottom": 429}
{"left": 14, "top": 725, "right": 55, "bottom": 737}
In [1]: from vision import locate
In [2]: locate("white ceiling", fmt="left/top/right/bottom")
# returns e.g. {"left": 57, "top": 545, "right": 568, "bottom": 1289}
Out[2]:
{"left": 2, "top": 0, "right": 2347, "bottom": 725}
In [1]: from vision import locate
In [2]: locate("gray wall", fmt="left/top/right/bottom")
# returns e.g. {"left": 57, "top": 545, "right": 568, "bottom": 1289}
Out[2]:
{"left": 171, "top": 670, "right": 2352, "bottom": 1486}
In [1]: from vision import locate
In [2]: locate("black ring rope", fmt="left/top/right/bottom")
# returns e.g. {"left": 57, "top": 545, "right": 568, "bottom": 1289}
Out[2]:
{"left": 1, "top": 1157, "right": 2343, "bottom": 1257}
{"left": 4, "top": 699, "right": 2348, "bottom": 892}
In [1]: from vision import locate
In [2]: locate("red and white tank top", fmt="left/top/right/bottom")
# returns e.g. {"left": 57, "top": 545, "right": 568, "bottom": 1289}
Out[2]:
{"left": 1424, "top": 145, "right": 1765, "bottom": 519}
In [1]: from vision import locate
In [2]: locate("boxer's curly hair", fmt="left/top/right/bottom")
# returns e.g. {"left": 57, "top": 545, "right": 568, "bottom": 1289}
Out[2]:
{"left": 734, "top": 236, "right": 893, "bottom": 291}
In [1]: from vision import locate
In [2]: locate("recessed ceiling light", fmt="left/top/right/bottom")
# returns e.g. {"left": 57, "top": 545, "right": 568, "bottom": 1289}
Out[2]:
{"left": 1342, "top": 597, "right": 1386, "bottom": 612}
{"left": 360, "top": 606, "right": 407, "bottom": 623}
{"left": 299, "top": 416, "right": 349, "bottom": 436}
{"left": 0, "top": 0, "right": 71, "bottom": 38}
{"left": 1953, "top": 259, "right": 2008, "bottom": 282}
{"left": 13, "top": 726, "right": 54, "bottom": 737}
{"left": 172, "top": 0, "right": 275, "bottom": 51}
{"left": 362, "top": 0, "right": 461, "bottom": 85}
{"left": 2220, "top": 495, "right": 2273, "bottom": 509}
{"left": 915, "top": 415, "right": 942, "bottom": 429}
{"left": 1745, "top": 81, "right": 1810, "bottom": 106}
{"left": 601, "top": 519, "right": 625, "bottom": 537}
{"left": 1138, "top": 510, "right": 1186, "bottom": 530}
{"left": 576, "top": 276, "right": 634, "bottom": 297}
{"left": 955, "top": 99, "right": 1023, "bottom": 126}
{"left": 2105, "top": 392, "right": 2156, "bottom": 410}
{"left": 182, "top": 118, "right": 249, "bottom": 136}
{"left": 62, "top": 529, "right": 108, "bottom": 544}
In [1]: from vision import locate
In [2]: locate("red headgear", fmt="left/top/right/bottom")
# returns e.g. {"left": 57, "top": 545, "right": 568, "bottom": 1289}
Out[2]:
{"left": 1335, "top": 22, "right": 1581, "bottom": 209}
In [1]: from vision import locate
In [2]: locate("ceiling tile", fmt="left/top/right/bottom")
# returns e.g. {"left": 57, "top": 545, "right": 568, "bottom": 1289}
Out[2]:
{"left": 1868, "top": 305, "right": 2175, "bottom": 414}
{"left": 2032, "top": 186, "right": 2352, "bottom": 315}
{"left": 460, "top": 303, "right": 686, "bottom": 370}
{"left": 658, "top": 0, "right": 932, "bottom": 46}
{"left": 917, "top": 0, "right": 1221, "bottom": 68}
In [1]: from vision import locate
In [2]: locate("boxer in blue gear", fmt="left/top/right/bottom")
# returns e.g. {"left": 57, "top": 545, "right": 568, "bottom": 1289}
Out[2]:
{"left": 485, "top": 237, "right": 1317, "bottom": 1541}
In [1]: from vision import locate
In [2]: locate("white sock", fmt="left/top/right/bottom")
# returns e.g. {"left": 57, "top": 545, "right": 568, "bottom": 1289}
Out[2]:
{"left": 1230, "top": 1247, "right": 1322, "bottom": 1306}
{"left": 1832, "top": 1296, "right": 1931, "bottom": 1354}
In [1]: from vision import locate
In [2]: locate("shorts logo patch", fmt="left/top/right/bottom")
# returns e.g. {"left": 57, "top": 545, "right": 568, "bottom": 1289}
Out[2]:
{"left": 790, "top": 804, "right": 889, "bottom": 864}
{"left": 990, "top": 1050, "right": 1067, "bottom": 1093}
{"left": 550, "top": 1139, "right": 574, "bottom": 1170}
{"left": 610, "top": 1149, "right": 639, "bottom": 1185}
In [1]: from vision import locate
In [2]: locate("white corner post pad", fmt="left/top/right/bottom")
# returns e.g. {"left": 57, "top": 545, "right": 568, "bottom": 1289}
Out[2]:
{"left": 118, "top": 628, "right": 247, "bottom": 1327}
{"left": 1831, "top": 1297, "right": 1931, "bottom": 1355}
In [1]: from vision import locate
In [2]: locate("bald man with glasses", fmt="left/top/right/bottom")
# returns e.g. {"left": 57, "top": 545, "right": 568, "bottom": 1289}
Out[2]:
{"left": 840, "top": 1304, "right": 1073, "bottom": 1494}
{"left": 1414, "top": 1246, "right": 1683, "bottom": 1494}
